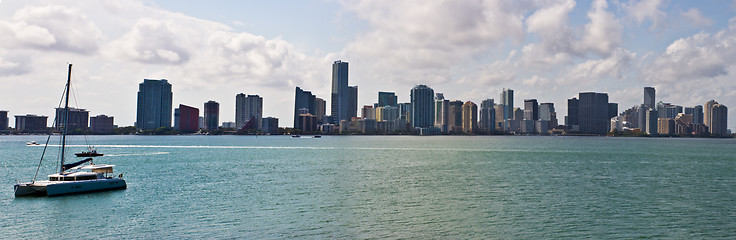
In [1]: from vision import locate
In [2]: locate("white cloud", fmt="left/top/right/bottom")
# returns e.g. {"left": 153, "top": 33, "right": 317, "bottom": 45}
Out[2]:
{"left": 0, "top": 5, "right": 101, "bottom": 53}
{"left": 580, "top": 0, "right": 622, "bottom": 56}
{"left": 622, "top": 0, "right": 667, "bottom": 31}
{"left": 106, "top": 18, "right": 192, "bottom": 65}
{"left": 681, "top": 8, "right": 713, "bottom": 27}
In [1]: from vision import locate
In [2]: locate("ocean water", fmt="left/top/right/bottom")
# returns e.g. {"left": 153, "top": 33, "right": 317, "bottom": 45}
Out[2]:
{"left": 1, "top": 135, "right": 735, "bottom": 239}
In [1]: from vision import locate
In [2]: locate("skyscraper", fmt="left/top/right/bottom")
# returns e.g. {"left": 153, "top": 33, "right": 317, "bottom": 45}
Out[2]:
{"left": 434, "top": 93, "right": 449, "bottom": 132}
{"left": 294, "top": 86, "right": 316, "bottom": 129}
{"left": 578, "top": 92, "right": 609, "bottom": 134}
{"left": 314, "top": 98, "right": 326, "bottom": 124}
{"left": 15, "top": 115, "right": 48, "bottom": 131}
{"left": 136, "top": 79, "right": 172, "bottom": 130}
{"left": 523, "top": 99, "right": 538, "bottom": 120}
{"left": 539, "top": 103, "right": 556, "bottom": 127}
{"left": 331, "top": 60, "right": 349, "bottom": 124}
{"left": 90, "top": 115, "right": 114, "bottom": 134}
{"left": 704, "top": 100, "right": 716, "bottom": 129}
{"left": 646, "top": 108, "right": 658, "bottom": 135}
{"left": 348, "top": 86, "right": 358, "bottom": 120}
{"left": 178, "top": 104, "right": 199, "bottom": 133}
{"left": 608, "top": 103, "right": 618, "bottom": 119}
{"left": 448, "top": 100, "right": 463, "bottom": 133}
{"left": 235, "top": 93, "right": 263, "bottom": 130}
{"left": 203, "top": 100, "right": 219, "bottom": 130}
{"left": 378, "top": 92, "right": 398, "bottom": 107}
{"left": 710, "top": 103, "right": 728, "bottom": 136}
{"left": 566, "top": 98, "right": 579, "bottom": 128}
{"left": 0, "top": 110, "right": 7, "bottom": 130}
{"left": 262, "top": 117, "right": 279, "bottom": 134}
{"left": 644, "top": 87, "right": 655, "bottom": 108}
{"left": 685, "top": 105, "right": 704, "bottom": 125}
{"left": 500, "top": 88, "right": 514, "bottom": 123}
{"left": 480, "top": 99, "right": 495, "bottom": 131}
{"left": 462, "top": 101, "right": 478, "bottom": 134}
{"left": 410, "top": 85, "right": 434, "bottom": 128}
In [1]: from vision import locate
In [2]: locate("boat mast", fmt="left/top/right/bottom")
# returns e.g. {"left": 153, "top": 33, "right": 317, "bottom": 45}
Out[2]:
{"left": 60, "top": 64, "right": 72, "bottom": 174}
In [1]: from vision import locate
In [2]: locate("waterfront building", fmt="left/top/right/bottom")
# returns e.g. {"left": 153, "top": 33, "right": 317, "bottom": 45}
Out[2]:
{"left": 178, "top": 104, "right": 199, "bottom": 133}
{"left": 136, "top": 79, "right": 172, "bottom": 130}
{"left": 331, "top": 60, "right": 350, "bottom": 124}
{"left": 480, "top": 99, "right": 495, "bottom": 132}
{"left": 704, "top": 100, "right": 716, "bottom": 129}
{"left": 658, "top": 118, "right": 674, "bottom": 135}
{"left": 348, "top": 86, "right": 358, "bottom": 120}
{"left": 378, "top": 92, "right": 398, "bottom": 107}
{"left": 54, "top": 107, "right": 88, "bottom": 131}
{"left": 434, "top": 93, "right": 449, "bottom": 133}
{"left": 500, "top": 88, "right": 514, "bottom": 124}
{"left": 236, "top": 94, "right": 263, "bottom": 130}
{"left": 462, "top": 101, "right": 477, "bottom": 134}
{"left": 222, "top": 122, "right": 236, "bottom": 129}
{"left": 448, "top": 100, "right": 463, "bottom": 133}
{"left": 608, "top": 103, "right": 618, "bottom": 119}
{"left": 685, "top": 105, "right": 704, "bottom": 125}
{"left": 198, "top": 116, "right": 204, "bottom": 129}
{"left": 204, "top": 100, "right": 219, "bottom": 130}
{"left": 294, "top": 87, "right": 317, "bottom": 129}
{"left": 89, "top": 115, "right": 114, "bottom": 134}
{"left": 314, "top": 98, "right": 326, "bottom": 124}
{"left": 362, "top": 105, "right": 376, "bottom": 120}
{"left": 644, "top": 87, "right": 655, "bottom": 108}
{"left": 298, "top": 113, "right": 317, "bottom": 132}
{"left": 539, "top": 103, "right": 556, "bottom": 128}
{"left": 398, "top": 102, "right": 412, "bottom": 125}
{"left": 645, "top": 109, "right": 658, "bottom": 135}
{"left": 536, "top": 120, "right": 550, "bottom": 135}
{"left": 494, "top": 104, "right": 505, "bottom": 131}
{"left": 578, "top": 92, "right": 609, "bottom": 134}
{"left": 15, "top": 115, "right": 48, "bottom": 131}
{"left": 710, "top": 103, "right": 728, "bottom": 136}
{"left": 262, "top": 117, "right": 279, "bottom": 134}
{"left": 513, "top": 107, "right": 523, "bottom": 121}
{"left": 0, "top": 110, "right": 7, "bottom": 130}
{"left": 410, "top": 85, "right": 434, "bottom": 128}
{"left": 566, "top": 98, "right": 579, "bottom": 130}
{"left": 523, "top": 99, "right": 538, "bottom": 121}
{"left": 376, "top": 106, "right": 399, "bottom": 122}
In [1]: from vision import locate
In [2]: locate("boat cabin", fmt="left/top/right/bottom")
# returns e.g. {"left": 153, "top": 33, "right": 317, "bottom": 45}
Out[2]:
{"left": 47, "top": 164, "right": 118, "bottom": 181}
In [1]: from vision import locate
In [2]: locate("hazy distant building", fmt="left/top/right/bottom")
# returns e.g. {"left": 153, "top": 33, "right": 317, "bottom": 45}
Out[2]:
{"left": 608, "top": 103, "right": 618, "bottom": 120}
{"left": 15, "top": 115, "right": 47, "bottom": 131}
{"left": 314, "top": 98, "right": 326, "bottom": 124}
{"left": 462, "top": 101, "right": 478, "bottom": 134}
{"left": 362, "top": 105, "right": 376, "bottom": 120}
{"left": 479, "top": 99, "right": 495, "bottom": 132}
{"left": 298, "top": 113, "right": 317, "bottom": 133}
{"left": 710, "top": 103, "right": 728, "bottom": 136}
{"left": 513, "top": 107, "right": 523, "bottom": 121}
{"left": 577, "top": 92, "right": 609, "bottom": 134}
{"left": 704, "top": 100, "right": 717, "bottom": 130}
{"left": 331, "top": 60, "right": 351, "bottom": 124}
{"left": 90, "top": 115, "right": 114, "bottom": 134}
{"left": 493, "top": 104, "right": 505, "bottom": 131}
{"left": 348, "top": 86, "right": 358, "bottom": 120}
{"left": 54, "top": 107, "right": 89, "bottom": 131}
{"left": 410, "top": 85, "right": 434, "bottom": 128}
{"left": 294, "top": 87, "right": 317, "bottom": 129}
{"left": 378, "top": 92, "right": 398, "bottom": 107}
{"left": 539, "top": 103, "right": 556, "bottom": 127}
{"left": 448, "top": 100, "right": 463, "bottom": 133}
{"left": 203, "top": 100, "right": 219, "bottom": 130}
{"left": 236, "top": 93, "right": 263, "bottom": 130}
{"left": 178, "top": 104, "right": 199, "bottom": 133}
{"left": 644, "top": 87, "right": 655, "bottom": 108}
{"left": 376, "top": 106, "right": 399, "bottom": 122}
{"left": 0, "top": 110, "right": 7, "bottom": 130}
{"left": 136, "top": 79, "right": 172, "bottom": 130}
{"left": 222, "top": 122, "right": 236, "bottom": 129}
{"left": 523, "top": 99, "right": 538, "bottom": 121}
{"left": 262, "top": 117, "right": 279, "bottom": 134}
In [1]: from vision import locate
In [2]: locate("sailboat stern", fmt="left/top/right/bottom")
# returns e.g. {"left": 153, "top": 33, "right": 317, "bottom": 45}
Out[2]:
{"left": 14, "top": 183, "right": 47, "bottom": 197}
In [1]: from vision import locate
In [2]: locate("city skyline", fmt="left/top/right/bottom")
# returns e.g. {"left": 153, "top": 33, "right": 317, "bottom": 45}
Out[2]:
{"left": 1, "top": 0, "right": 735, "bottom": 130}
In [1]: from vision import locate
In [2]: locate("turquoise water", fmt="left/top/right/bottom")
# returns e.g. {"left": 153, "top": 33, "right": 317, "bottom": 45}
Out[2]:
{"left": 2, "top": 135, "right": 735, "bottom": 239}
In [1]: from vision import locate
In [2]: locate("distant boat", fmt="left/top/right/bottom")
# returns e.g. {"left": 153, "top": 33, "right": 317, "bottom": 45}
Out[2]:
{"left": 291, "top": 135, "right": 301, "bottom": 138}
{"left": 75, "top": 147, "right": 104, "bottom": 157}
{"left": 313, "top": 135, "right": 322, "bottom": 138}
{"left": 26, "top": 141, "right": 39, "bottom": 146}
{"left": 14, "top": 64, "right": 126, "bottom": 197}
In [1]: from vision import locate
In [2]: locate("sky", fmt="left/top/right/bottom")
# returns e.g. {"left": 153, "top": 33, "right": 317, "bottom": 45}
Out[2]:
{"left": 1, "top": 0, "right": 735, "bottom": 130}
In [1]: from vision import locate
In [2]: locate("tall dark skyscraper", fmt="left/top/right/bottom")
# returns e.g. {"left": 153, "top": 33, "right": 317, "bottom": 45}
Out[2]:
{"left": 331, "top": 60, "right": 350, "bottom": 124}
{"left": 578, "top": 92, "right": 609, "bottom": 134}
{"left": 0, "top": 110, "right": 7, "bottom": 130}
{"left": 378, "top": 92, "right": 398, "bottom": 107}
{"left": 410, "top": 85, "right": 434, "bottom": 128}
{"left": 448, "top": 100, "right": 463, "bottom": 132}
{"left": 348, "top": 86, "right": 358, "bottom": 120}
{"left": 294, "top": 86, "right": 316, "bottom": 129}
{"left": 608, "top": 103, "right": 618, "bottom": 119}
{"left": 566, "top": 98, "right": 579, "bottom": 127}
{"left": 523, "top": 99, "right": 538, "bottom": 120}
{"left": 685, "top": 105, "right": 704, "bottom": 124}
{"left": 236, "top": 93, "right": 263, "bottom": 130}
{"left": 500, "top": 88, "right": 514, "bottom": 122}
{"left": 644, "top": 87, "right": 655, "bottom": 108}
{"left": 710, "top": 103, "right": 728, "bottom": 136}
{"left": 136, "top": 79, "right": 173, "bottom": 130}
{"left": 203, "top": 100, "right": 219, "bottom": 130}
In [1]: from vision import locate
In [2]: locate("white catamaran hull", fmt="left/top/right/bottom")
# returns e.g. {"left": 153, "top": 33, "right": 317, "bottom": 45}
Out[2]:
{"left": 14, "top": 179, "right": 126, "bottom": 197}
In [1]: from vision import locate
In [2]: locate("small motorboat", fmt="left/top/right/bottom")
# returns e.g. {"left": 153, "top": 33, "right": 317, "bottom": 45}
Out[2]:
{"left": 75, "top": 147, "right": 103, "bottom": 157}
{"left": 291, "top": 135, "right": 301, "bottom": 138}
{"left": 26, "top": 141, "right": 39, "bottom": 146}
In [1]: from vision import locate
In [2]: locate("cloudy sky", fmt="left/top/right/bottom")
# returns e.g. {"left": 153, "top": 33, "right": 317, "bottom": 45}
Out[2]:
{"left": 1, "top": 0, "right": 734, "bottom": 130}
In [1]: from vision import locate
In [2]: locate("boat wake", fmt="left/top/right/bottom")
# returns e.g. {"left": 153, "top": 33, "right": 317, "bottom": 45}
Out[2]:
{"left": 106, "top": 152, "right": 170, "bottom": 157}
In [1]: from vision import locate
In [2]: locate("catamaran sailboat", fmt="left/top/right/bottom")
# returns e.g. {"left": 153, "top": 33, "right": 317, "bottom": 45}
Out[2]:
{"left": 14, "top": 64, "right": 126, "bottom": 197}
